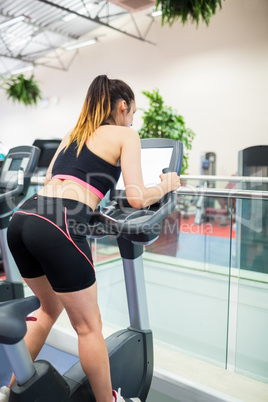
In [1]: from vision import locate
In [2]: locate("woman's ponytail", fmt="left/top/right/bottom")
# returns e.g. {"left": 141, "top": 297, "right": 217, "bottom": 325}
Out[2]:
{"left": 67, "top": 74, "right": 134, "bottom": 155}
{"left": 67, "top": 75, "right": 111, "bottom": 155}
{"left": 87, "top": 75, "right": 111, "bottom": 130}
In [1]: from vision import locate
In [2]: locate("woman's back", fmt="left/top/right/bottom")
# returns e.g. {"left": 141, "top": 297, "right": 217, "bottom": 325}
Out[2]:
{"left": 38, "top": 126, "right": 125, "bottom": 210}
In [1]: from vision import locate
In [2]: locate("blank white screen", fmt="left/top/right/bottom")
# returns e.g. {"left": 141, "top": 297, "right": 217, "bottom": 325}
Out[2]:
{"left": 116, "top": 147, "right": 173, "bottom": 190}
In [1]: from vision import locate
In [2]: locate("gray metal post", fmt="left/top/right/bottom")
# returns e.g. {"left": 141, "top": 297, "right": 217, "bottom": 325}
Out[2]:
{"left": 122, "top": 255, "right": 150, "bottom": 331}
{"left": 3, "top": 340, "right": 36, "bottom": 385}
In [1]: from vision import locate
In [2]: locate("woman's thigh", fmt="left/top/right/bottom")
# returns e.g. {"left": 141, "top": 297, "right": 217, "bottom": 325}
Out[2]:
{"left": 55, "top": 282, "right": 101, "bottom": 333}
{"left": 23, "top": 275, "right": 64, "bottom": 320}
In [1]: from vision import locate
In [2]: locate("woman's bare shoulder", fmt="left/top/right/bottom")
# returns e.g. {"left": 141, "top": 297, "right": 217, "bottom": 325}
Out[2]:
{"left": 97, "top": 125, "right": 140, "bottom": 146}
{"left": 118, "top": 127, "right": 140, "bottom": 144}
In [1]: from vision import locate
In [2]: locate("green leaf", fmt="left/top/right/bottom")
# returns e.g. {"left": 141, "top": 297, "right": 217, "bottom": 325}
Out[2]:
{"left": 138, "top": 88, "right": 196, "bottom": 174}
{"left": 1, "top": 73, "right": 42, "bottom": 106}
{"left": 156, "top": 0, "right": 224, "bottom": 27}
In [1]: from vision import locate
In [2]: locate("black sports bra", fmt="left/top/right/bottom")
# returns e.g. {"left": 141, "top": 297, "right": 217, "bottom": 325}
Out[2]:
{"left": 52, "top": 141, "right": 121, "bottom": 200}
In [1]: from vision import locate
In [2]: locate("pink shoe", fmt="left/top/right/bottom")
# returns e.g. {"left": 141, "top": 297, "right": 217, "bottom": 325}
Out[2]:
{"left": 113, "top": 388, "right": 141, "bottom": 402}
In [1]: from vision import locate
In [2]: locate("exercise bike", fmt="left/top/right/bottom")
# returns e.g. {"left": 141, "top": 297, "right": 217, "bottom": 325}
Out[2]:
{"left": 0, "top": 146, "right": 40, "bottom": 301}
{"left": 0, "top": 138, "right": 183, "bottom": 401}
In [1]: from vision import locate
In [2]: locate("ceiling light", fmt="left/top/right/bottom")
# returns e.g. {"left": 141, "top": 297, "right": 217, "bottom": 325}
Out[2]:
{"left": 62, "top": 13, "right": 76, "bottom": 22}
{"left": 0, "top": 15, "right": 26, "bottom": 30}
{"left": 63, "top": 38, "right": 97, "bottom": 51}
{"left": 11, "top": 65, "right": 35, "bottom": 75}
{"left": 8, "top": 36, "right": 32, "bottom": 50}
{"left": 151, "top": 9, "right": 162, "bottom": 17}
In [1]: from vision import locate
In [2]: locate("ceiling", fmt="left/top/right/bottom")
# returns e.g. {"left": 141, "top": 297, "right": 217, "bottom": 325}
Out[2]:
{"left": 0, "top": 0, "right": 156, "bottom": 76}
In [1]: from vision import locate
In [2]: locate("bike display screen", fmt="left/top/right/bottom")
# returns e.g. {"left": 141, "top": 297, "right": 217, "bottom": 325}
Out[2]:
{"left": 115, "top": 147, "right": 173, "bottom": 190}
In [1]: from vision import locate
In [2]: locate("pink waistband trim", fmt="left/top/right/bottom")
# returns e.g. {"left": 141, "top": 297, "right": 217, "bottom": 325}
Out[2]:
{"left": 53, "top": 174, "right": 104, "bottom": 200}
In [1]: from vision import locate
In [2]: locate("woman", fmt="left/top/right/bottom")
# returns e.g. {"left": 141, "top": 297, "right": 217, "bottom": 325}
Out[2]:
{"left": 4, "top": 75, "right": 181, "bottom": 402}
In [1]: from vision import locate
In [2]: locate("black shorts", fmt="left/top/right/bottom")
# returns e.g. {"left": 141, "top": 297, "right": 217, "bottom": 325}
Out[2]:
{"left": 7, "top": 194, "right": 95, "bottom": 293}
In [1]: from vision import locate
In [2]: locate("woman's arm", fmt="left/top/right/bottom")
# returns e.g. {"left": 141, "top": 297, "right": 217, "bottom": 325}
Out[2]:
{"left": 43, "top": 131, "right": 72, "bottom": 186}
{"left": 120, "top": 129, "right": 181, "bottom": 209}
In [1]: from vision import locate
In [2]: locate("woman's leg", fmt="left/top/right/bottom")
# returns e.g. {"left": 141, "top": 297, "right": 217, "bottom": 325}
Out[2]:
{"left": 7, "top": 208, "right": 113, "bottom": 400}
{"left": 8, "top": 275, "right": 64, "bottom": 388}
{"left": 56, "top": 283, "right": 113, "bottom": 402}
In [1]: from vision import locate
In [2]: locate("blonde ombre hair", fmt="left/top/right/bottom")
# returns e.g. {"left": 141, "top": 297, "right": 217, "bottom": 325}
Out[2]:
{"left": 67, "top": 75, "right": 135, "bottom": 155}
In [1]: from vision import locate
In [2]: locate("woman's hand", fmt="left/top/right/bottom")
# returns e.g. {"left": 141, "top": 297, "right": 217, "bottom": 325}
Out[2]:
{"left": 160, "top": 172, "right": 181, "bottom": 193}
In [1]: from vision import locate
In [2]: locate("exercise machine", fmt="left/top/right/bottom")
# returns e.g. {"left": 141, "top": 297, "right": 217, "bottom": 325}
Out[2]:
{"left": 236, "top": 145, "right": 268, "bottom": 273}
{"left": 0, "top": 146, "right": 40, "bottom": 301}
{"left": 32, "top": 139, "right": 61, "bottom": 177}
{"left": 0, "top": 139, "right": 183, "bottom": 401}
{"left": 0, "top": 138, "right": 183, "bottom": 401}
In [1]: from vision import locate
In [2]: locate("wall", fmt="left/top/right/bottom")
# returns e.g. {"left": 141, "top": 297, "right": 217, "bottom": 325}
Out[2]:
{"left": 0, "top": 0, "right": 267, "bottom": 176}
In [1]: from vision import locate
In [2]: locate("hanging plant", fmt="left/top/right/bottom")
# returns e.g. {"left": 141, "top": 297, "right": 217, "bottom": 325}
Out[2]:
{"left": 156, "top": 0, "right": 225, "bottom": 27}
{"left": 0, "top": 73, "right": 42, "bottom": 106}
{"left": 138, "top": 89, "right": 195, "bottom": 174}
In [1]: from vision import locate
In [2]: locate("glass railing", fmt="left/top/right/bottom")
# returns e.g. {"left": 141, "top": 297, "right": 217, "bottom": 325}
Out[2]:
{"left": 92, "top": 176, "right": 268, "bottom": 398}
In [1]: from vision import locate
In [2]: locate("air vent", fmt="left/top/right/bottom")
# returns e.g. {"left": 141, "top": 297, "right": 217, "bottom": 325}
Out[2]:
{"left": 109, "top": 0, "right": 155, "bottom": 12}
